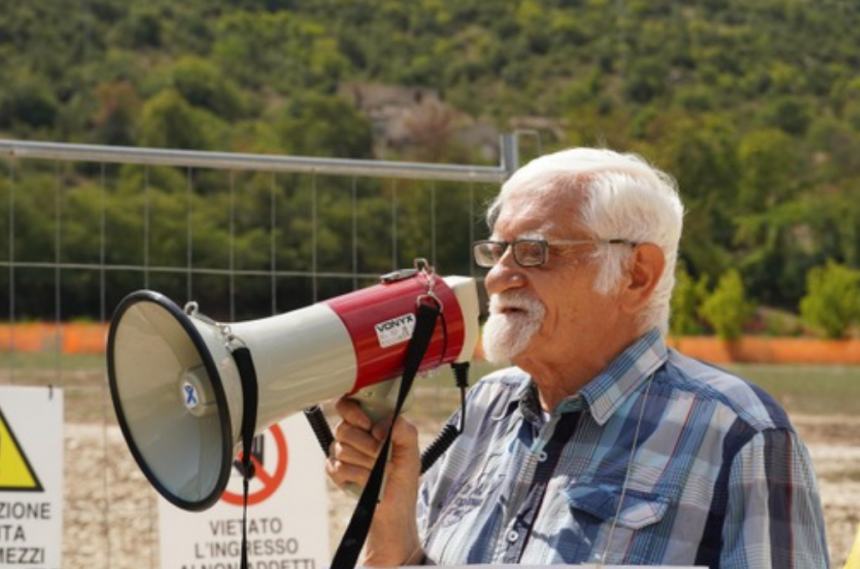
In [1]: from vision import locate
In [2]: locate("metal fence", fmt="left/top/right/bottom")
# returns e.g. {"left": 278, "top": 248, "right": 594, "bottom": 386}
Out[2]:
{"left": 0, "top": 136, "right": 517, "bottom": 569}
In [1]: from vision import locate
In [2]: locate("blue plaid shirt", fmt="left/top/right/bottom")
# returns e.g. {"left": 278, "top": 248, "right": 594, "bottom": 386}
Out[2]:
{"left": 417, "top": 329, "right": 829, "bottom": 567}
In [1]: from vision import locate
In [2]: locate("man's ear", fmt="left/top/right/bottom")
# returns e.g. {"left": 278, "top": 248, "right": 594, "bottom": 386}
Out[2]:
{"left": 620, "top": 243, "right": 665, "bottom": 315}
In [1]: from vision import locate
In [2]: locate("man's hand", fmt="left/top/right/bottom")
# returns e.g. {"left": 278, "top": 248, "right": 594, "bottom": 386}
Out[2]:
{"left": 325, "top": 397, "right": 424, "bottom": 567}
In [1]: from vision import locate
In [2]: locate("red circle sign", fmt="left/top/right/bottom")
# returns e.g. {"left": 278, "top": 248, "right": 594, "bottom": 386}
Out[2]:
{"left": 221, "top": 424, "right": 288, "bottom": 506}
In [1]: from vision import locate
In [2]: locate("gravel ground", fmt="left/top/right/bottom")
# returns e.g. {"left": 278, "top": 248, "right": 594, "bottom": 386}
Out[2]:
{"left": 61, "top": 413, "right": 858, "bottom": 568}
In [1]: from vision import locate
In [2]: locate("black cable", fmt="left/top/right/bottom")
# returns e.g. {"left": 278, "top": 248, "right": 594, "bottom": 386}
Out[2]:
{"left": 420, "top": 361, "right": 470, "bottom": 474}
{"left": 420, "top": 424, "right": 459, "bottom": 474}
{"left": 452, "top": 361, "right": 469, "bottom": 431}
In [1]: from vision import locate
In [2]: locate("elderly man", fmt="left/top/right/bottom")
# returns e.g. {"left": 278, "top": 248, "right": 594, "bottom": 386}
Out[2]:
{"left": 327, "top": 148, "right": 829, "bottom": 567}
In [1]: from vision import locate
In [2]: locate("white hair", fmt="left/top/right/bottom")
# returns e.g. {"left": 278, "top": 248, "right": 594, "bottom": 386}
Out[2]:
{"left": 486, "top": 148, "right": 684, "bottom": 335}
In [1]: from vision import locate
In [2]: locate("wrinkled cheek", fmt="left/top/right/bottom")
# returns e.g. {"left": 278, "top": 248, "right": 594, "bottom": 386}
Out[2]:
{"left": 532, "top": 311, "right": 554, "bottom": 342}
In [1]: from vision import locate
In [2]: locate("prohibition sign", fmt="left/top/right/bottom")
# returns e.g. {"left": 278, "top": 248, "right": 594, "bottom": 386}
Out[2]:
{"left": 221, "top": 424, "right": 288, "bottom": 506}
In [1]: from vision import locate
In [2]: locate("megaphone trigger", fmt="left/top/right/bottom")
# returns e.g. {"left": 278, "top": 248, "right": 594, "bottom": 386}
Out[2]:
{"left": 349, "top": 376, "right": 408, "bottom": 426}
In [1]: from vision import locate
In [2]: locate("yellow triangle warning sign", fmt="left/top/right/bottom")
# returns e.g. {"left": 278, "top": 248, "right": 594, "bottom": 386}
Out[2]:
{"left": 0, "top": 407, "right": 43, "bottom": 491}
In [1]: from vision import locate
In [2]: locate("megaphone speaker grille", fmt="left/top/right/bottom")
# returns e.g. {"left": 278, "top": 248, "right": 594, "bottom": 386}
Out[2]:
{"left": 107, "top": 291, "right": 232, "bottom": 510}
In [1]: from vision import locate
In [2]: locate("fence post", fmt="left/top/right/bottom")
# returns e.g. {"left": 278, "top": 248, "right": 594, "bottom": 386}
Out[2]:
{"left": 500, "top": 132, "right": 520, "bottom": 179}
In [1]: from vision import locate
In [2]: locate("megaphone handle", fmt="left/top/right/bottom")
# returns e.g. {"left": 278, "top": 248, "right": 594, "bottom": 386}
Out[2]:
{"left": 350, "top": 376, "right": 408, "bottom": 424}
{"left": 342, "top": 378, "right": 405, "bottom": 496}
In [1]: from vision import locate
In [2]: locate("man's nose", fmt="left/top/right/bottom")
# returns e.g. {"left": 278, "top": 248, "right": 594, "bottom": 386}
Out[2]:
{"left": 484, "top": 248, "right": 526, "bottom": 296}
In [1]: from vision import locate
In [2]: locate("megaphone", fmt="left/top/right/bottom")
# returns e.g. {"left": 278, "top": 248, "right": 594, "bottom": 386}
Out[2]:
{"left": 106, "top": 266, "right": 479, "bottom": 511}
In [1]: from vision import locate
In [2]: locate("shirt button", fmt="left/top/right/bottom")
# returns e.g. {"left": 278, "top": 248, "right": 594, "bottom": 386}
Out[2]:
{"left": 506, "top": 530, "right": 519, "bottom": 543}
{"left": 537, "top": 450, "right": 548, "bottom": 462}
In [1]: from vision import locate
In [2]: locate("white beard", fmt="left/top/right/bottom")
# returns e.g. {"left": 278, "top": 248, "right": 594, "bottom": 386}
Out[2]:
{"left": 481, "top": 291, "right": 546, "bottom": 364}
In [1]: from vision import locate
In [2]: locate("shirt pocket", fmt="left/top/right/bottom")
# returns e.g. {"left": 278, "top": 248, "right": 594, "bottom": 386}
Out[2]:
{"left": 565, "top": 481, "right": 670, "bottom": 528}
{"left": 561, "top": 480, "right": 671, "bottom": 563}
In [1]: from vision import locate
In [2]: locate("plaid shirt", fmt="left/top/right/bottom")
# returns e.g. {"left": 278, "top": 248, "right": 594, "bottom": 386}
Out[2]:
{"left": 417, "top": 329, "right": 829, "bottom": 568}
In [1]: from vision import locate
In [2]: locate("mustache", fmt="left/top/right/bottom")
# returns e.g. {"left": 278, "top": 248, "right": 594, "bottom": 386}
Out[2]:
{"left": 488, "top": 291, "right": 545, "bottom": 314}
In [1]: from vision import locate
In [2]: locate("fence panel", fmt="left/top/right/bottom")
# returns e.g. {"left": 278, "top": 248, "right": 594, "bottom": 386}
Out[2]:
{"left": 0, "top": 138, "right": 512, "bottom": 569}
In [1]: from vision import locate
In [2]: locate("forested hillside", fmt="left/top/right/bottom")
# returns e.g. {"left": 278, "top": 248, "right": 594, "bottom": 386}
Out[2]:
{"left": 1, "top": 0, "right": 859, "bottom": 330}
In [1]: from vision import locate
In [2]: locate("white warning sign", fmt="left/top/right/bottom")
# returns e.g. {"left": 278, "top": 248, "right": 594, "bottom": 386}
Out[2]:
{"left": 159, "top": 413, "right": 329, "bottom": 569}
{"left": 0, "top": 386, "right": 64, "bottom": 569}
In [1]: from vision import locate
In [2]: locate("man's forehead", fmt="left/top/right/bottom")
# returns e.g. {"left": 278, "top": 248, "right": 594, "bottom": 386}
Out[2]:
{"left": 492, "top": 187, "right": 587, "bottom": 237}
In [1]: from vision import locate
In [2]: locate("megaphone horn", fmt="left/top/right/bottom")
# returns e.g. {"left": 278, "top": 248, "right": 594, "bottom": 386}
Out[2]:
{"left": 107, "top": 267, "right": 480, "bottom": 511}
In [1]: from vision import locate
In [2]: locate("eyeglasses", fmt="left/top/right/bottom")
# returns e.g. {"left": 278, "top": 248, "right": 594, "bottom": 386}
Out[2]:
{"left": 472, "top": 238, "right": 636, "bottom": 268}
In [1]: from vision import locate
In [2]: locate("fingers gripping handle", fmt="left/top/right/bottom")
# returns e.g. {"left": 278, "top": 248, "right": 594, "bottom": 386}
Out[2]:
{"left": 342, "top": 378, "right": 410, "bottom": 495}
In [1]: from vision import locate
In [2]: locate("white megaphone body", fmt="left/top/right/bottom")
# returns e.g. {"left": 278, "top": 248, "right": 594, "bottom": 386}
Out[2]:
{"left": 107, "top": 266, "right": 480, "bottom": 511}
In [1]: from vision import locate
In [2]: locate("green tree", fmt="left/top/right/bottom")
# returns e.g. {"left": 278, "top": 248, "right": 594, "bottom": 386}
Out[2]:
{"left": 737, "top": 128, "right": 802, "bottom": 211}
{"left": 807, "top": 117, "right": 860, "bottom": 178}
{"left": 699, "top": 269, "right": 754, "bottom": 340}
{"left": 761, "top": 96, "right": 811, "bottom": 136}
{"left": 650, "top": 114, "right": 739, "bottom": 280}
{"left": 276, "top": 93, "right": 372, "bottom": 158}
{"left": 799, "top": 261, "right": 860, "bottom": 339}
{"left": 112, "top": 5, "right": 162, "bottom": 49}
{"left": 138, "top": 90, "right": 227, "bottom": 150}
{"left": 670, "top": 264, "right": 709, "bottom": 336}
{"left": 213, "top": 11, "right": 347, "bottom": 92}
{"left": 170, "top": 57, "right": 244, "bottom": 120}
{"left": 623, "top": 57, "right": 669, "bottom": 104}
{"left": 0, "top": 75, "right": 58, "bottom": 129}
{"left": 92, "top": 81, "right": 141, "bottom": 146}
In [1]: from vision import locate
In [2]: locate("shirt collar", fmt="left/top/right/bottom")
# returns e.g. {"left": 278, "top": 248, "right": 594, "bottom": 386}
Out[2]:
{"left": 500, "top": 328, "right": 667, "bottom": 426}
{"left": 494, "top": 377, "right": 548, "bottom": 424}
{"left": 580, "top": 328, "right": 667, "bottom": 426}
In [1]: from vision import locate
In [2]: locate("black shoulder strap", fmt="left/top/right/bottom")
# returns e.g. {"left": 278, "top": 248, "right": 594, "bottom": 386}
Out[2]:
{"left": 330, "top": 300, "right": 440, "bottom": 569}
{"left": 230, "top": 346, "right": 259, "bottom": 569}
